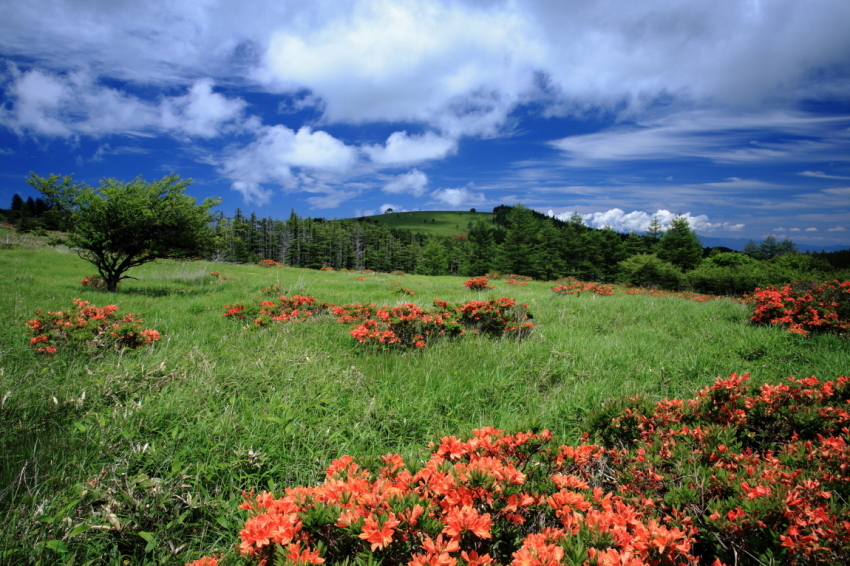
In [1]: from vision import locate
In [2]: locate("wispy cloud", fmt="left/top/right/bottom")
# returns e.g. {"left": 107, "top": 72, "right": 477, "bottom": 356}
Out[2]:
{"left": 550, "top": 111, "right": 850, "bottom": 166}
{"left": 799, "top": 170, "right": 850, "bottom": 180}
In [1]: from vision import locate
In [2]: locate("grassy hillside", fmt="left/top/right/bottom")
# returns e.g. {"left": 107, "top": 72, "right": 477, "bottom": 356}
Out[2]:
{"left": 1, "top": 243, "right": 847, "bottom": 564}
{"left": 356, "top": 210, "right": 493, "bottom": 237}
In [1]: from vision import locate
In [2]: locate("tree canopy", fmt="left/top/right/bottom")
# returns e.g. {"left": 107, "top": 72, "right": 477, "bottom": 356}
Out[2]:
{"left": 657, "top": 215, "right": 704, "bottom": 270}
{"left": 27, "top": 173, "right": 220, "bottom": 291}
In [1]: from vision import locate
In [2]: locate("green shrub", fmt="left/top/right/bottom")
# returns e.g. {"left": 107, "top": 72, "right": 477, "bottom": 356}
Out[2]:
{"left": 617, "top": 254, "right": 683, "bottom": 289}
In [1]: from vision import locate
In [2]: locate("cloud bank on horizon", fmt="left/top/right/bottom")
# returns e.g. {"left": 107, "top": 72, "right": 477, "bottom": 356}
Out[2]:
{"left": 1, "top": 0, "right": 849, "bottom": 246}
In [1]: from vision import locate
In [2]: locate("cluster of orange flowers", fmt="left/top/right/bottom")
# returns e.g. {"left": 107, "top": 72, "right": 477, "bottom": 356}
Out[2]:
{"left": 551, "top": 279, "right": 614, "bottom": 296}
{"left": 222, "top": 295, "right": 532, "bottom": 350}
{"left": 258, "top": 259, "right": 283, "bottom": 268}
{"left": 593, "top": 372, "right": 850, "bottom": 564}
{"left": 188, "top": 426, "right": 697, "bottom": 566}
{"left": 464, "top": 278, "right": 495, "bottom": 291}
{"left": 744, "top": 279, "right": 849, "bottom": 335}
{"left": 188, "top": 373, "right": 850, "bottom": 566}
{"left": 25, "top": 298, "right": 160, "bottom": 355}
{"left": 223, "top": 295, "right": 332, "bottom": 327}
{"left": 347, "top": 298, "right": 533, "bottom": 350}
{"left": 346, "top": 302, "right": 464, "bottom": 349}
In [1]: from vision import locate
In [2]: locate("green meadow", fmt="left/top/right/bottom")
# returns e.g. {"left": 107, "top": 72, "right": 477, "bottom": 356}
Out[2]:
{"left": 1, "top": 243, "right": 847, "bottom": 564}
{"left": 356, "top": 210, "right": 491, "bottom": 237}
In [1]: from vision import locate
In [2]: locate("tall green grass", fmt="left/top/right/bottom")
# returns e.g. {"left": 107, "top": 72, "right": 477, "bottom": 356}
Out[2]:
{"left": 0, "top": 246, "right": 846, "bottom": 564}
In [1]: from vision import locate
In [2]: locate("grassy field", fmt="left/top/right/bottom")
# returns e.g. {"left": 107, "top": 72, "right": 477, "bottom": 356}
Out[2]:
{"left": 1, "top": 243, "right": 847, "bottom": 564}
{"left": 355, "top": 210, "right": 492, "bottom": 237}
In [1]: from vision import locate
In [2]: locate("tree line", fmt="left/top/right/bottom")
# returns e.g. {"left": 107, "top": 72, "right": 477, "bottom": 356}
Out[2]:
{"left": 212, "top": 203, "right": 849, "bottom": 295}
{"left": 13, "top": 172, "right": 850, "bottom": 294}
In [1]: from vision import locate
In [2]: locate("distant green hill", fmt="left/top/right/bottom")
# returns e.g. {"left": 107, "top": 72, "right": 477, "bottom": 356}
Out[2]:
{"left": 353, "top": 210, "right": 494, "bottom": 237}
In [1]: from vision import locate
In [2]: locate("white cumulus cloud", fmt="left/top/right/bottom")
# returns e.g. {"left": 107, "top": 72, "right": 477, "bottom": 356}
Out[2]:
{"left": 218, "top": 124, "right": 360, "bottom": 205}
{"left": 431, "top": 186, "right": 486, "bottom": 208}
{"left": 550, "top": 208, "right": 744, "bottom": 233}
{"left": 382, "top": 169, "right": 429, "bottom": 196}
{"left": 365, "top": 131, "right": 457, "bottom": 165}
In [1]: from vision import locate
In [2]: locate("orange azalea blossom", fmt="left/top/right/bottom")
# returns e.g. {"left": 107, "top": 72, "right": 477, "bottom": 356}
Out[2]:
{"left": 410, "top": 535, "right": 460, "bottom": 566}
{"left": 358, "top": 513, "right": 401, "bottom": 551}
{"left": 239, "top": 509, "right": 302, "bottom": 555}
{"left": 185, "top": 557, "right": 219, "bottom": 566}
{"left": 461, "top": 551, "right": 492, "bottom": 566}
{"left": 442, "top": 506, "right": 492, "bottom": 541}
{"left": 511, "top": 534, "right": 564, "bottom": 566}
{"left": 284, "top": 541, "right": 324, "bottom": 564}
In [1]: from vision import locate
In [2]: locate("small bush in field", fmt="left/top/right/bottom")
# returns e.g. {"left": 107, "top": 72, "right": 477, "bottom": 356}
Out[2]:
{"left": 464, "top": 277, "right": 493, "bottom": 290}
{"left": 348, "top": 297, "right": 533, "bottom": 350}
{"left": 223, "top": 295, "right": 330, "bottom": 327}
{"left": 25, "top": 299, "right": 160, "bottom": 354}
{"left": 258, "top": 259, "right": 282, "bottom": 267}
{"left": 552, "top": 277, "right": 613, "bottom": 296}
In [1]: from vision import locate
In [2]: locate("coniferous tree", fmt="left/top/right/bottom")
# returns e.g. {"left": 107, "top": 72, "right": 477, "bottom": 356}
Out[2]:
{"left": 533, "top": 219, "right": 565, "bottom": 280}
{"left": 644, "top": 216, "right": 663, "bottom": 252}
{"left": 657, "top": 215, "right": 703, "bottom": 270}
{"left": 465, "top": 218, "right": 495, "bottom": 275}
{"left": 742, "top": 239, "right": 761, "bottom": 259}
{"left": 10, "top": 194, "right": 25, "bottom": 212}
{"left": 416, "top": 237, "right": 448, "bottom": 275}
{"left": 496, "top": 204, "right": 539, "bottom": 275}
{"left": 624, "top": 231, "right": 648, "bottom": 256}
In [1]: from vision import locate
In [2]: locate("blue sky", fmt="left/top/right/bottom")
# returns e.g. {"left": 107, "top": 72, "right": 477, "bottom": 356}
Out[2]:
{"left": 1, "top": 0, "right": 849, "bottom": 248}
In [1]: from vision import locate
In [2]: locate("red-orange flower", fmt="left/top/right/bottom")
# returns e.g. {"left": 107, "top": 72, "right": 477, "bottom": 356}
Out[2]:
{"left": 358, "top": 513, "right": 400, "bottom": 551}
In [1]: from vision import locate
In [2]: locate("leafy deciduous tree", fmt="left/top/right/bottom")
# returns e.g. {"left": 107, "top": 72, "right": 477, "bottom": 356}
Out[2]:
{"left": 28, "top": 173, "right": 220, "bottom": 292}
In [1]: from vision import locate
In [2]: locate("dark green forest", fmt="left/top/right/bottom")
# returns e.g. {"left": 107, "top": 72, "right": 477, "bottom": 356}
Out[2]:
{"left": 3, "top": 198, "right": 848, "bottom": 295}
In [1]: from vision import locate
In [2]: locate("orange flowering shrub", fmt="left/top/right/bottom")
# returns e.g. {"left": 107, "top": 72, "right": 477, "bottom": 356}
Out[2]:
{"left": 188, "top": 373, "right": 850, "bottom": 566}
{"left": 744, "top": 279, "right": 850, "bottom": 335}
{"left": 258, "top": 259, "right": 283, "bottom": 267}
{"left": 189, "top": 427, "right": 697, "bottom": 566}
{"left": 464, "top": 277, "right": 494, "bottom": 291}
{"left": 223, "top": 295, "right": 331, "bottom": 327}
{"left": 505, "top": 279, "right": 527, "bottom": 286}
{"left": 451, "top": 297, "right": 534, "bottom": 338}
{"left": 332, "top": 303, "right": 381, "bottom": 324}
{"left": 587, "top": 373, "right": 850, "bottom": 565}
{"left": 346, "top": 298, "right": 533, "bottom": 350}
{"left": 25, "top": 299, "right": 160, "bottom": 355}
{"left": 348, "top": 303, "right": 463, "bottom": 349}
{"left": 552, "top": 278, "right": 613, "bottom": 296}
